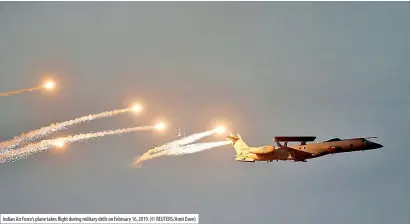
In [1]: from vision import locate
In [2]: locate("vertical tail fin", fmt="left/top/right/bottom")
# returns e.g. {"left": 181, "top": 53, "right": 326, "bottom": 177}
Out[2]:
{"left": 226, "top": 133, "right": 249, "bottom": 155}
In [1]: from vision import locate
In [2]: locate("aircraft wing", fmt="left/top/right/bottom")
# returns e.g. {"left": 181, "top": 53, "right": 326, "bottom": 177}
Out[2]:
{"left": 283, "top": 147, "right": 314, "bottom": 158}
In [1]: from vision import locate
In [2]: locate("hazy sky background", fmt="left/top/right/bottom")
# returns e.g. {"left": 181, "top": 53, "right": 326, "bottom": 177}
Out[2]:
{"left": 0, "top": 2, "right": 409, "bottom": 224}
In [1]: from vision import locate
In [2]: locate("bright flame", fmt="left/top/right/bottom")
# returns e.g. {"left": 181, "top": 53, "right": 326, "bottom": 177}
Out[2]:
{"left": 155, "top": 122, "right": 166, "bottom": 130}
{"left": 43, "top": 80, "right": 55, "bottom": 90}
{"left": 131, "top": 104, "right": 142, "bottom": 112}
{"left": 53, "top": 140, "right": 65, "bottom": 148}
{"left": 215, "top": 126, "right": 226, "bottom": 134}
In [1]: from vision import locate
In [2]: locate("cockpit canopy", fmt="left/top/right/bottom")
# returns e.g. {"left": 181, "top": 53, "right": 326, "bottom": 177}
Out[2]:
{"left": 323, "top": 138, "right": 341, "bottom": 142}
{"left": 361, "top": 138, "right": 371, "bottom": 143}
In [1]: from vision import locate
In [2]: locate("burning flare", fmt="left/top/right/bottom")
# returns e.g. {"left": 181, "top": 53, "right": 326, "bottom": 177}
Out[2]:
{"left": 43, "top": 80, "right": 55, "bottom": 90}
{"left": 155, "top": 122, "right": 166, "bottom": 130}
{"left": 214, "top": 126, "right": 226, "bottom": 135}
{"left": 0, "top": 79, "right": 56, "bottom": 97}
{"left": 131, "top": 103, "right": 142, "bottom": 112}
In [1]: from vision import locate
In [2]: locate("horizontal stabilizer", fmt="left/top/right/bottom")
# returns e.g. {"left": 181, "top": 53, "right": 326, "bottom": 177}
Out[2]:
{"left": 235, "top": 157, "right": 255, "bottom": 162}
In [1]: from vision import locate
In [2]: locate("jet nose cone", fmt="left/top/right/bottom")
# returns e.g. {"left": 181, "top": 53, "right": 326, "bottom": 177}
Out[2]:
{"left": 371, "top": 143, "right": 383, "bottom": 149}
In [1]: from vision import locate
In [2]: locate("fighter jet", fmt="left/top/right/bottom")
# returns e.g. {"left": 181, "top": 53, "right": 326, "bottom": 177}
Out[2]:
{"left": 226, "top": 133, "right": 383, "bottom": 162}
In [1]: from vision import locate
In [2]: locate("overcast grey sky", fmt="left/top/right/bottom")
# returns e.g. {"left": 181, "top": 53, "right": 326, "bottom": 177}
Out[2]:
{"left": 0, "top": 2, "right": 409, "bottom": 224}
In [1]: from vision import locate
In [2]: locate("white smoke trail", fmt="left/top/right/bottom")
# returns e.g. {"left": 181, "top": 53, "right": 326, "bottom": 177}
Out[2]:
{"left": 0, "top": 86, "right": 43, "bottom": 97}
{"left": 132, "top": 141, "right": 231, "bottom": 166}
{"left": 131, "top": 128, "right": 221, "bottom": 166}
{"left": 0, "top": 107, "right": 137, "bottom": 152}
{"left": 131, "top": 126, "right": 228, "bottom": 167}
{"left": 167, "top": 141, "right": 231, "bottom": 156}
{"left": 145, "top": 129, "right": 220, "bottom": 155}
{"left": 0, "top": 125, "right": 154, "bottom": 163}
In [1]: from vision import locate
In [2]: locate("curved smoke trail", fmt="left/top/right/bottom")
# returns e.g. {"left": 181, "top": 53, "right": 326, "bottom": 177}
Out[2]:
{"left": 146, "top": 129, "right": 220, "bottom": 154}
{"left": 0, "top": 107, "right": 137, "bottom": 152}
{"left": 0, "top": 126, "right": 154, "bottom": 163}
{"left": 131, "top": 141, "right": 231, "bottom": 166}
{"left": 167, "top": 141, "right": 231, "bottom": 156}
{"left": 0, "top": 86, "right": 43, "bottom": 97}
{"left": 131, "top": 128, "right": 221, "bottom": 166}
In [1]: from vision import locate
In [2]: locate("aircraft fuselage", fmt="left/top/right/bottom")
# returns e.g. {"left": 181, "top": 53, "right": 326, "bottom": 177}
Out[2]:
{"left": 236, "top": 138, "right": 383, "bottom": 162}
